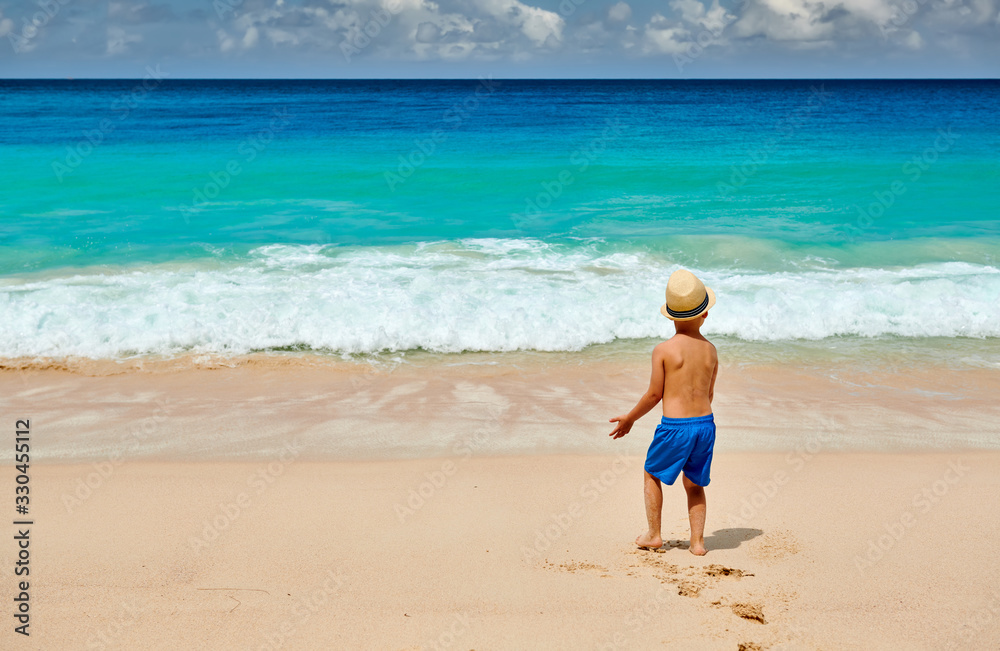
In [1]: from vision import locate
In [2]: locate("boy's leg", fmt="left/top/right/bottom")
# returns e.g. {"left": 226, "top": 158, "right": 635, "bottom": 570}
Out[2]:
{"left": 636, "top": 471, "right": 663, "bottom": 549}
{"left": 682, "top": 474, "right": 707, "bottom": 556}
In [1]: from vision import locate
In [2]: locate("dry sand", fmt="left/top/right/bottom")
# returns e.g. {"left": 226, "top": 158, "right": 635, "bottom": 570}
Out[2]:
{"left": 2, "top": 356, "right": 999, "bottom": 649}
{"left": 12, "top": 454, "right": 1000, "bottom": 650}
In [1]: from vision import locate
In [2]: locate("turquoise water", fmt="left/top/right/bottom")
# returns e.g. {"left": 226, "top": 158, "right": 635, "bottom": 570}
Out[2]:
{"left": 1, "top": 79, "right": 998, "bottom": 358}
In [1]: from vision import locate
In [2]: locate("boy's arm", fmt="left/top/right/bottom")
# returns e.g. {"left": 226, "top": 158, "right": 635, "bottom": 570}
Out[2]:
{"left": 709, "top": 358, "right": 718, "bottom": 403}
{"left": 609, "top": 344, "right": 666, "bottom": 440}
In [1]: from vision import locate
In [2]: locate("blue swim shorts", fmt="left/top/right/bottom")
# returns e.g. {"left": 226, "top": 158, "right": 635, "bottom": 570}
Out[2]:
{"left": 644, "top": 414, "right": 716, "bottom": 487}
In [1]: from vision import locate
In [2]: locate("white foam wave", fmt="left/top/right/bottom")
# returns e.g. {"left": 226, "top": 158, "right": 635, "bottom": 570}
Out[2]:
{"left": 2, "top": 239, "right": 998, "bottom": 358}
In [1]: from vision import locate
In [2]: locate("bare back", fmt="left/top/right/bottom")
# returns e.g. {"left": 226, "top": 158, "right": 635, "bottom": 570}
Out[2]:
{"left": 654, "top": 333, "right": 718, "bottom": 418}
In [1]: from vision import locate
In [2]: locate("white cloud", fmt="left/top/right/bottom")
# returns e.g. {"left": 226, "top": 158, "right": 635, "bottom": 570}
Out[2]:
{"left": 243, "top": 26, "right": 260, "bottom": 49}
{"left": 265, "top": 27, "right": 301, "bottom": 47}
{"left": 0, "top": 12, "right": 13, "bottom": 37}
{"left": 902, "top": 29, "right": 924, "bottom": 48}
{"left": 608, "top": 2, "right": 632, "bottom": 22}
{"left": 41, "top": 0, "right": 995, "bottom": 70}
{"left": 834, "top": 0, "right": 896, "bottom": 24}
{"left": 106, "top": 26, "right": 142, "bottom": 56}
{"left": 699, "top": 0, "right": 733, "bottom": 33}
{"left": 635, "top": 0, "right": 738, "bottom": 61}
{"left": 415, "top": 21, "right": 441, "bottom": 42}
{"left": 217, "top": 28, "right": 236, "bottom": 53}
{"left": 671, "top": 0, "right": 707, "bottom": 24}
{"left": 643, "top": 13, "right": 691, "bottom": 53}
{"left": 480, "top": 0, "right": 565, "bottom": 45}
{"left": 731, "top": 0, "right": 835, "bottom": 41}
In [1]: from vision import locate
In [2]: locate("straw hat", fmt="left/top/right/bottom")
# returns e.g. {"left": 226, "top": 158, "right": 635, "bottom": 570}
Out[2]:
{"left": 660, "top": 269, "right": 716, "bottom": 321}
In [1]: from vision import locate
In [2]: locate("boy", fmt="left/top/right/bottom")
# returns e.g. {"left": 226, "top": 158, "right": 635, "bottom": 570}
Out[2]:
{"left": 609, "top": 269, "right": 718, "bottom": 556}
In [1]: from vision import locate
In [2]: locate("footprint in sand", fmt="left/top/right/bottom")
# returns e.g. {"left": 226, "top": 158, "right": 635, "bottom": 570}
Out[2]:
{"left": 543, "top": 560, "right": 610, "bottom": 575}
{"left": 669, "top": 567, "right": 750, "bottom": 598}
{"left": 703, "top": 564, "right": 753, "bottom": 579}
{"left": 637, "top": 558, "right": 753, "bottom": 598}
{"left": 711, "top": 599, "right": 767, "bottom": 624}
{"left": 676, "top": 581, "right": 702, "bottom": 598}
{"left": 663, "top": 538, "right": 690, "bottom": 550}
{"left": 748, "top": 530, "right": 802, "bottom": 565}
{"left": 730, "top": 602, "right": 767, "bottom": 624}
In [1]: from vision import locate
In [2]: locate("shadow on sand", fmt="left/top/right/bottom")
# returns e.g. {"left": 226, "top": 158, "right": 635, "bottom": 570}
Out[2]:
{"left": 664, "top": 527, "right": 763, "bottom": 552}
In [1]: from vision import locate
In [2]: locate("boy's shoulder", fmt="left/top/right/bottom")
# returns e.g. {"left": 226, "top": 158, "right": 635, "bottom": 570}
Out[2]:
{"left": 657, "top": 333, "right": 714, "bottom": 346}
{"left": 654, "top": 334, "right": 717, "bottom": 355}
{"left": 652, "top": 338, "right": 681, "bottom": 362}
{"left": 653, "top": 338, "right": 675, "bottom": 353}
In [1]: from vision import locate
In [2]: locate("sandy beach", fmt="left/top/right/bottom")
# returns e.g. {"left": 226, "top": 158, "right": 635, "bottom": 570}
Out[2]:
{"left": 3, "top": 356, "right": 1000, "bottom": 649}
{"left": 14, "top": 453, "right": 1000, "bottom": 650}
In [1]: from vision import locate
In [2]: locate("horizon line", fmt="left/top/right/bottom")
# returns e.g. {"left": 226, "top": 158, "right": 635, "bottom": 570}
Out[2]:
{"left": 2, "top": 76, "right": 998, "bottom": 81}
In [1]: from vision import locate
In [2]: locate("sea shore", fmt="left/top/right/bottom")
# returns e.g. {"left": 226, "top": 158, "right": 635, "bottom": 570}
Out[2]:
{"left": 3, "top": 351, "right": 999, "bottom": 649}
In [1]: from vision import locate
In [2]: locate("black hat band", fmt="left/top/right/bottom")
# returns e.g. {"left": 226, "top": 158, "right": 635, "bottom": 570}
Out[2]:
{"left": 666, "top": 293, "right": 709, "bottom": 319}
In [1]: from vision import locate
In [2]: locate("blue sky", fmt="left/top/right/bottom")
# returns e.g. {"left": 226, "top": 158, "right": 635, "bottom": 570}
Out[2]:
{"left": 1, "top": 0, "right": 997, "bottom": 77}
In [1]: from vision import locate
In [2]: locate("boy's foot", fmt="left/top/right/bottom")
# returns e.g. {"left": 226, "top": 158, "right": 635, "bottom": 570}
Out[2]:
{"left": 689, "top": 541, "right": 707, "bottom": 556}
{"left": 635, "top": 532, "right": 664, "bottom": 552}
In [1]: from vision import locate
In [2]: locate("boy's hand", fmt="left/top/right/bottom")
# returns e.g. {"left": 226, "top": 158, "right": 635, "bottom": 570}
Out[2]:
{"left": 608, "top": 415, "right": 634, "bottom": 440}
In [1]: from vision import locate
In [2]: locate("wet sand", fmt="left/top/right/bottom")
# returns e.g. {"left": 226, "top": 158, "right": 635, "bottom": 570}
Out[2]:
{"left": 3, "top": 351, "right": 999, "bottom": 461}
